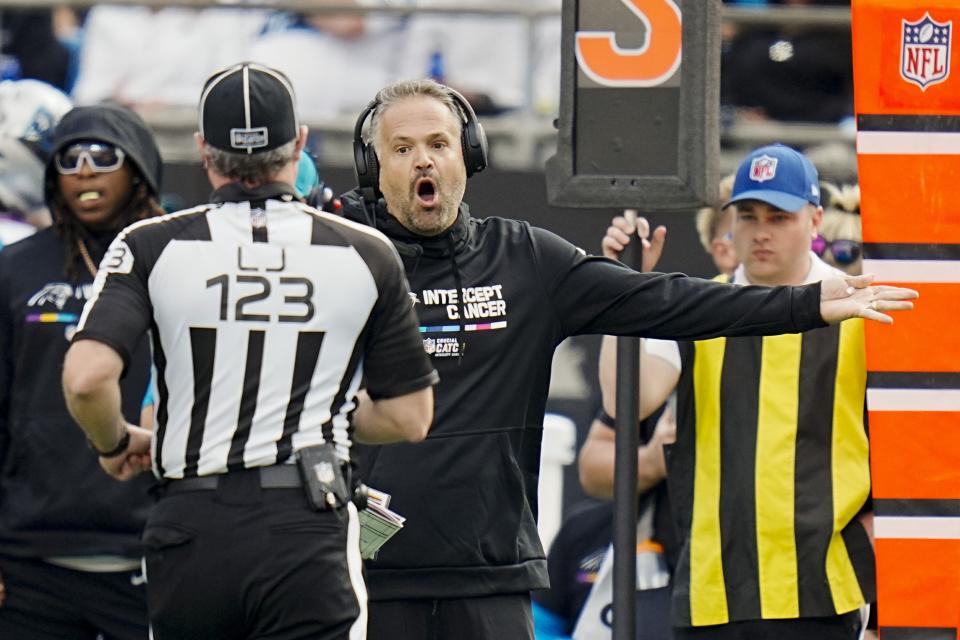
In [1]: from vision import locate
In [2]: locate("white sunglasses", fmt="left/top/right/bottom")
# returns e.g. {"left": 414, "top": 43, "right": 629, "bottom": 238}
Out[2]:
{"left": 55, "top": 142, "right": 126, "bottom": 175}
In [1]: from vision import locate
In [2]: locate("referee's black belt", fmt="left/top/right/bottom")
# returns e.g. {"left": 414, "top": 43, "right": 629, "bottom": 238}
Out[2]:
{"left": 162, "top": 465, "right": 302, "bottom": 495}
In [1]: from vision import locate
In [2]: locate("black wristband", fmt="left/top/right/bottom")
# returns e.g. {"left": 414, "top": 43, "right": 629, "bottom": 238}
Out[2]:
{"left": 89, "top": 429, "right": 130, "bottom": 458}
{"left": 596, "top": 409, "right": 616, "bottom": 428}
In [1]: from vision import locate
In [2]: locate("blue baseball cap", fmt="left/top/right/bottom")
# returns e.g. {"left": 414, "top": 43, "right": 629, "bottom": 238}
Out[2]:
{"left": 724, "top": 144, "right": 821, "bottom": 213}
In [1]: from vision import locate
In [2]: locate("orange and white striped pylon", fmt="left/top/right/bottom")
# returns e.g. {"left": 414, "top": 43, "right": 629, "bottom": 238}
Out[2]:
{"left": 853, "top": 1, "right": 960, "bottom": 638}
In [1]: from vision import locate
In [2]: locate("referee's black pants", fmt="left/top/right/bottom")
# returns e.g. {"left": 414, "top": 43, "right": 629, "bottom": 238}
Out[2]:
{"left": 144, "top": 468, "right": 365, "bottom": 640}
{"left": 367, "top": 593, "right": 534, "bottom": 640}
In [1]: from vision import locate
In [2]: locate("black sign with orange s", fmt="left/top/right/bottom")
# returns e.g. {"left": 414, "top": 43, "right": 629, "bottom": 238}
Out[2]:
{"left": 546, "top": 0, "right": 721, "bottom": 211}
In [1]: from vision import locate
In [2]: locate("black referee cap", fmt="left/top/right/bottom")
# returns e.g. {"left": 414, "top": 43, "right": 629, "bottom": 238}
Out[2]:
{"left": 198, "top": 62, "right": 299, "bottom": 155}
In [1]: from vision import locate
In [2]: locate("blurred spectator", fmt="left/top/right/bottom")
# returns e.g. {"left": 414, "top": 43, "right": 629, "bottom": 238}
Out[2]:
{"left": 803, "top": 142, "right": 858, "bottom": 185}
{"left": 395, "top": 0, "right": 561, "bottom": 115}
{"left": 816, "top": 182, "right": 861, "bottom": 275}
{"left": 0, "top": 10, "right": 72, "bottom": 91}
{"left": 533, "top": 406, "right": 675, "bottom": 640}
{"left": 250, "top": 2, "right": 406, "bottom": 120}
{"left": 694, "top": 174, "right": 737, "bottom": 277}
{"left": 0, "top": 79, "right": 72, "bottom": 239}
{"left": 70, "top": 1, "right": 562, "bottom": 119}
{"left": 52, "top": 7, "right": 84, "bottom": 94}
{"left": 71, "top": 6, "right": 267, "bottom": 111}
{"left": 722, "top": 0, "right": 853, "bottom": 123}
{"left": 531, "top": 6, "right": 562, "bottom": 116}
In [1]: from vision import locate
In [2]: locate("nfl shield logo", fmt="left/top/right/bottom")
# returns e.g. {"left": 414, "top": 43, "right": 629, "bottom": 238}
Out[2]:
{"left": 749, "top": 155, "right": 778, "bottom": 183}
{"left": 423, "top": 337, "right": 436, "bottom": 355}
{"left": 901, "top": 12, "right": 952, "bottom": 91}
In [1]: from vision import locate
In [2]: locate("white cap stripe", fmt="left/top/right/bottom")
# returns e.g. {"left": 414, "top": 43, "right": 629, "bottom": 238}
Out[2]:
{"left": 242, "top": 65, "right": 252, "bottom": 155}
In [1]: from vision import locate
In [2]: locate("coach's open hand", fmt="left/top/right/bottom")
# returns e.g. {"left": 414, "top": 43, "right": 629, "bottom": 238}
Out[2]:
{"left": 820, "top": 274, "right": 918, "bottom": 324}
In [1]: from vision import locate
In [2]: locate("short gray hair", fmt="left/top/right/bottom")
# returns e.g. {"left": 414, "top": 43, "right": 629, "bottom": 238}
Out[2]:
{"left": 204, "top": 139, "right": 298, "bottom": 184}
{"left": 368, "top": 79, "right": 464, "bottom": 151}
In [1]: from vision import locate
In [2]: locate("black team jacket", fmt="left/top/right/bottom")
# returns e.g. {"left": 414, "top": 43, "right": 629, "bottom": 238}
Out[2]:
{"left": 341, "top": 191, "right": 828, "bottom": 600}
{"left": 0, "top": 104, "right": 158, "bottom": 561}
{"left": 0, "top": 228, "right": 152, "bottom": 559}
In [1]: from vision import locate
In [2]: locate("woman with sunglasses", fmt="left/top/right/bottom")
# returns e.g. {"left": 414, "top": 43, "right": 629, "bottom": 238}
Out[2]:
{"left": 0, "top": 104, "right": 161, "bottom": 639}
{"left": 816, "top": 182, "right": 863, "bottom": 276}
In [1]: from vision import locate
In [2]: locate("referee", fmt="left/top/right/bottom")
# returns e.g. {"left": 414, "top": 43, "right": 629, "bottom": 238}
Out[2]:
{"left": 62, "top": 62, "right": 437, "bottom": 640}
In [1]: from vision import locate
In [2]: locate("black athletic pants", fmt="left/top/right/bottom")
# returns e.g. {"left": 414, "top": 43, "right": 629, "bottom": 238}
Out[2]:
{"left": 368, "top": 593, "right": 534, "bottom": 640}
{"left": 144, "top": 468, "right": 365, "bottom": 640}
{"left": 0, "top": 553, "right": 148, "bottom": 639}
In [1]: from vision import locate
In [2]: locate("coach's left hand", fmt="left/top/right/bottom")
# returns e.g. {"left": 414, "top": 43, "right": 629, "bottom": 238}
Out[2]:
{"left": 820, "top": 274, "right": 918, "bottom": 325}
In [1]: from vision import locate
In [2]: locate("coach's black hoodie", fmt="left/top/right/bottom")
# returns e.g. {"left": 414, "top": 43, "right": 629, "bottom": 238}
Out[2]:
{"left": 341, "top": 191, "right": 827, "bottom": 600}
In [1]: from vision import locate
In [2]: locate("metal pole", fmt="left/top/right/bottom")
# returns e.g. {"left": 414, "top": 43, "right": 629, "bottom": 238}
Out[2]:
{"left": 613, "top": 210, "right": 642, "bottom": 640}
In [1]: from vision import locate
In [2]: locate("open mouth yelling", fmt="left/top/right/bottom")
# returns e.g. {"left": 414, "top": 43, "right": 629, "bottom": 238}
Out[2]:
{"left": 415, "top": 177, "right": 438, "bottom": 208}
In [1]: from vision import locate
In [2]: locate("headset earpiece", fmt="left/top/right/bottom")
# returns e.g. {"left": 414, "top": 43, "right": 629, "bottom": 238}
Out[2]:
{"left": 447, "top": 87, "right": 488, "bottom": 177}
{"left": 352, "top": 99, "right": 381, "bottom": 204}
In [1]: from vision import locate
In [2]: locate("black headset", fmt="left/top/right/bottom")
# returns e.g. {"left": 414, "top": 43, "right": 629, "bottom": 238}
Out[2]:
{"left": 352, "top": 85, "right": 488, "bottom": 203}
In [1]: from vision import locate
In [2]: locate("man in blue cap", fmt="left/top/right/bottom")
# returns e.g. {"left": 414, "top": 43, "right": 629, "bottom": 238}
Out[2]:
{"left": 598, "top": 143, "right": 875, "bottom": 639}
{"left": 724, "top": 143, "right": 825, "bottom": 287}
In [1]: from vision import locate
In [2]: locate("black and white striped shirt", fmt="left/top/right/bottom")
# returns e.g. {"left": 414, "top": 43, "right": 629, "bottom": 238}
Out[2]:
{"left": 75, "top": 188, "right": 436, "bottom": 479}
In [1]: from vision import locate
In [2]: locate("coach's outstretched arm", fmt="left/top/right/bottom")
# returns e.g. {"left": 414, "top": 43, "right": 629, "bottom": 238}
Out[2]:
{"left": 353, "top": 388, "right": 434, "bottom": 444}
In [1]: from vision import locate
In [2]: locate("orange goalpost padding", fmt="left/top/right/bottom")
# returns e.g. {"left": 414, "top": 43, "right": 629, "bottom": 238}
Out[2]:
{"left": 853, "top": 1, "right": 960, "bottom": 637}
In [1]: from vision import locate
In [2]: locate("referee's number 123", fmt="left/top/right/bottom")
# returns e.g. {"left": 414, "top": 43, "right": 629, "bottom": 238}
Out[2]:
{"left": 206, "top": 274, "right": 315, "bottom": 323}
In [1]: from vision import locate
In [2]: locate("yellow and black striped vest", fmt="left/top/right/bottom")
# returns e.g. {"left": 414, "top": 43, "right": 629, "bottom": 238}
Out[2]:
{"left": 668, "top": 285, "right": 875, "bottom": 627}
